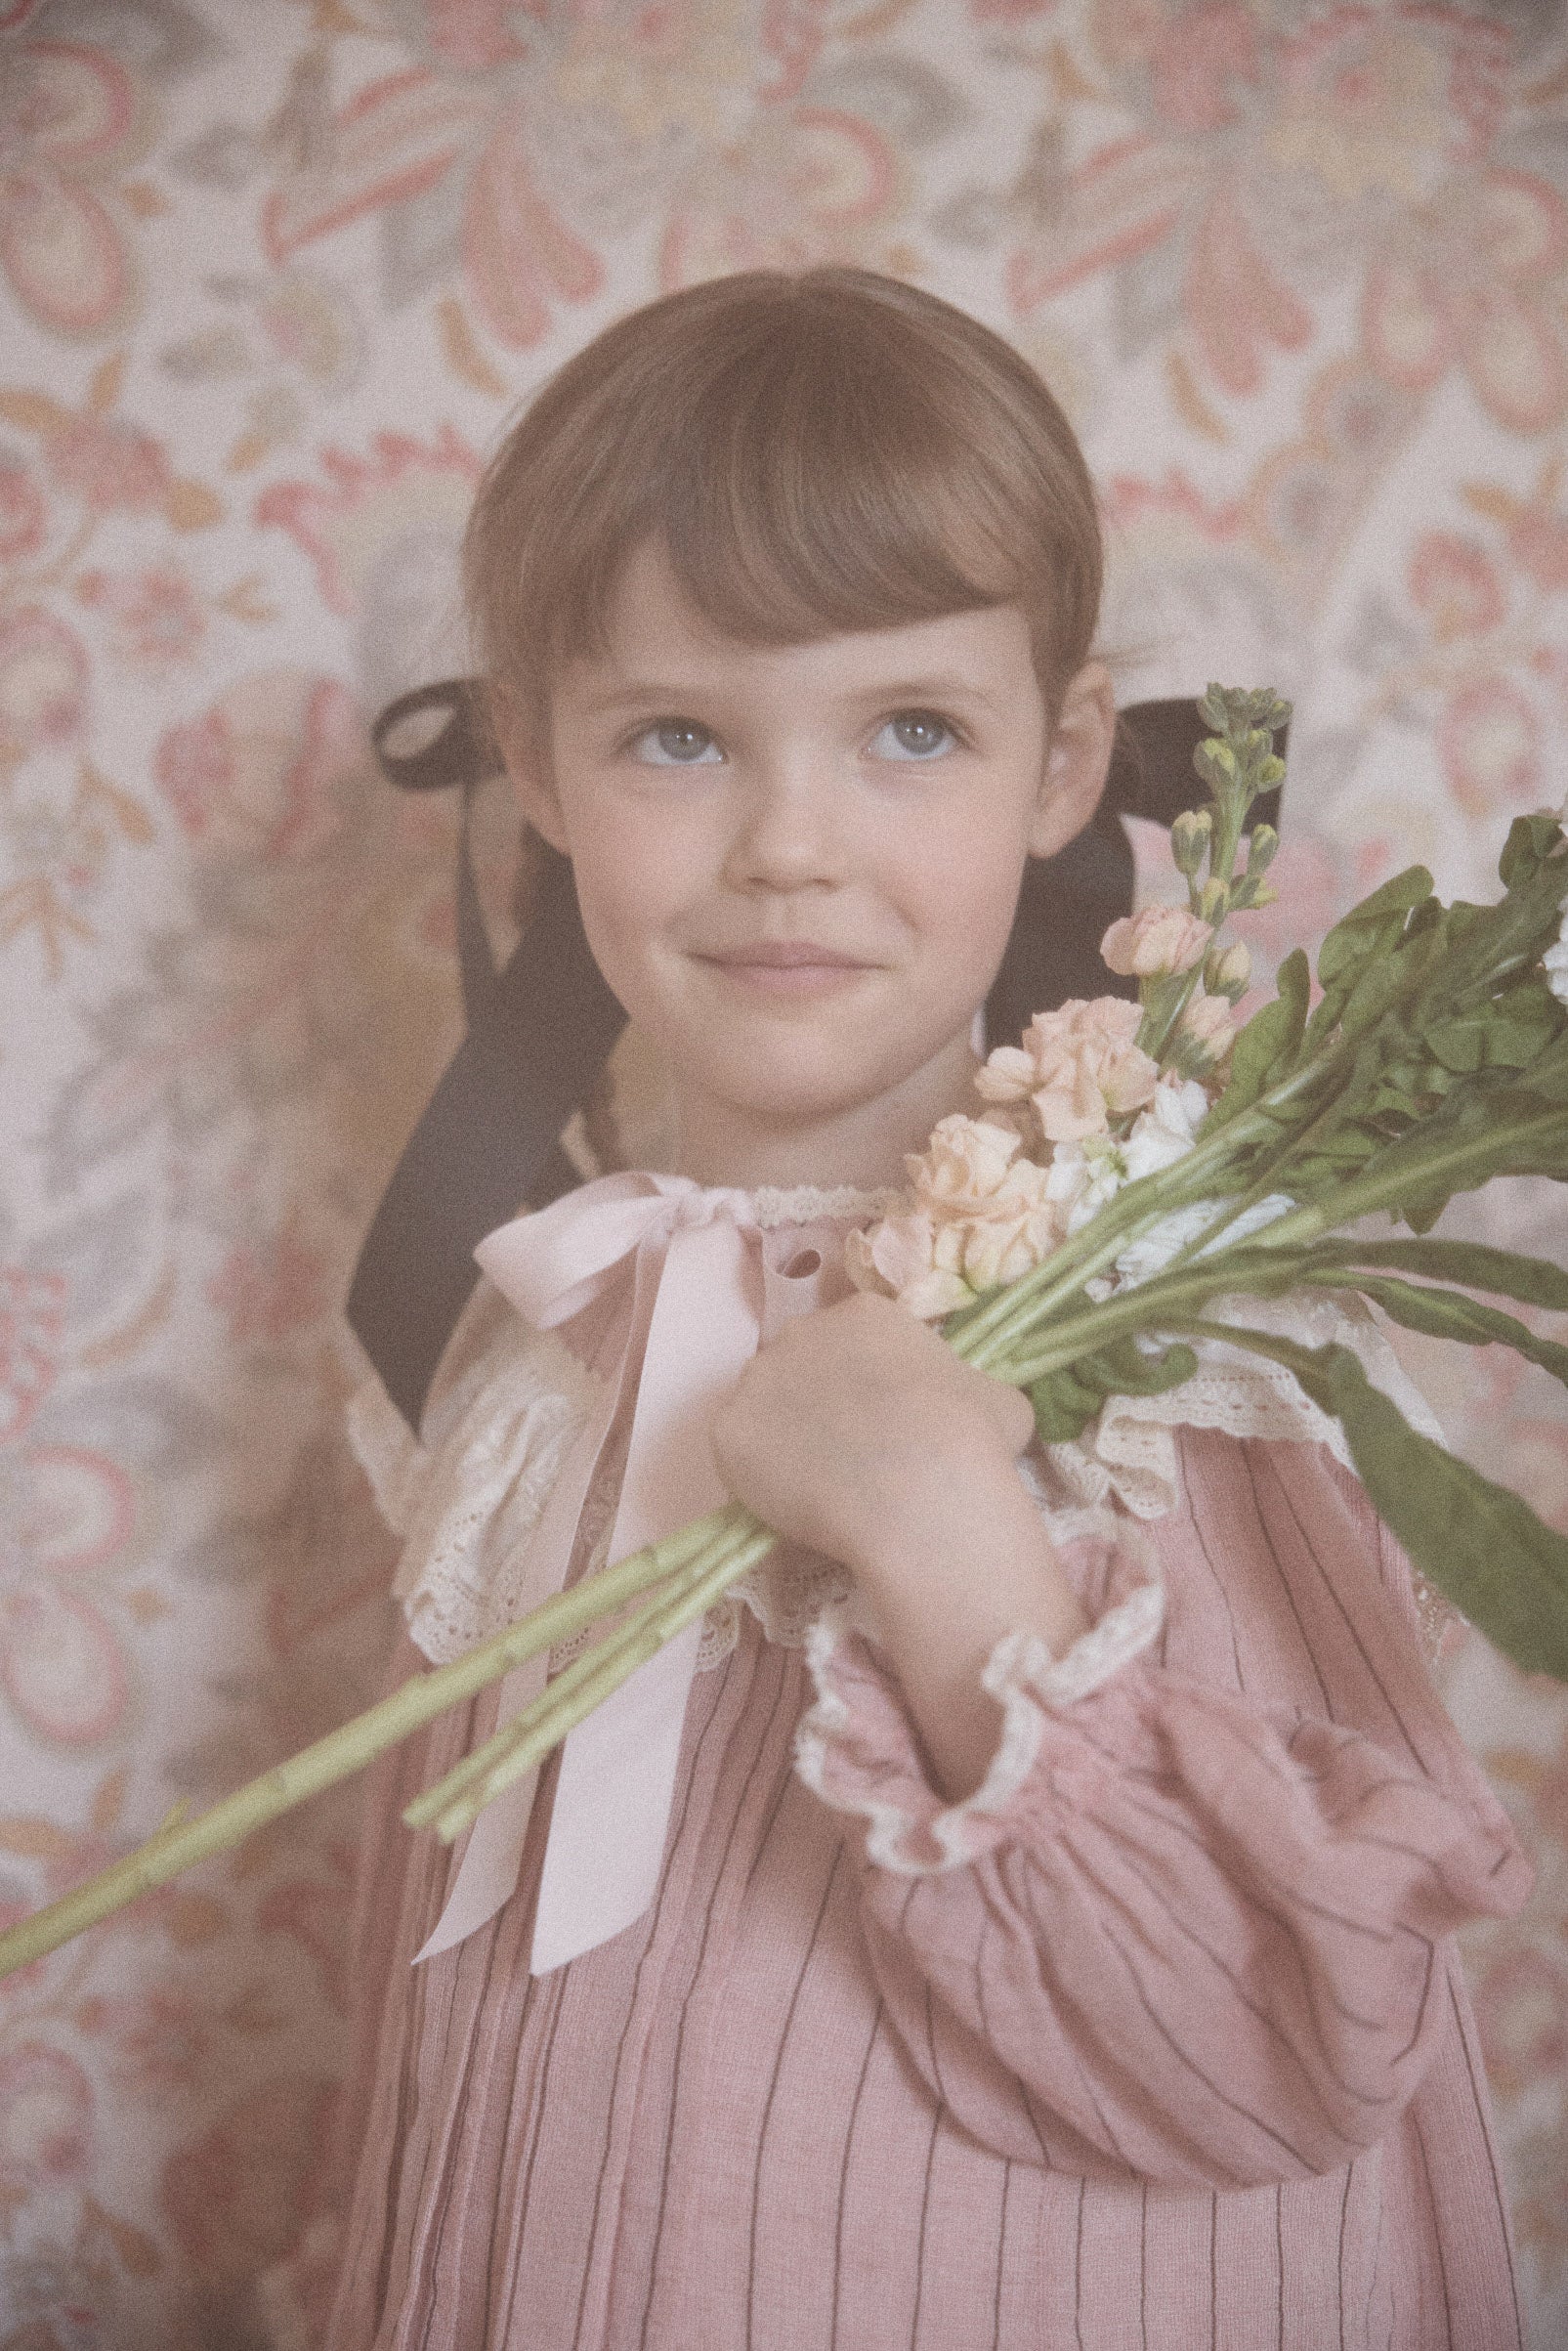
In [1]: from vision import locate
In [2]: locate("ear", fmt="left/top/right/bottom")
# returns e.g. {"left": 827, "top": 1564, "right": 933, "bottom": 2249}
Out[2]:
{"left": 1026, "top": 659, "right": 1117, "bottom": 862}
{"left": 496, "top": 695, "right": 571, "bottom": 856}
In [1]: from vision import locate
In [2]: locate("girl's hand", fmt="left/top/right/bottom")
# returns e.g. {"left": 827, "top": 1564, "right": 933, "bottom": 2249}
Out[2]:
{"left": 712, "top": 1294, "right": 1087, "bottom": 1798}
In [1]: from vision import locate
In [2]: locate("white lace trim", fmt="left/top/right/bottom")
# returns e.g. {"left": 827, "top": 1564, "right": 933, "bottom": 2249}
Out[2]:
{"left": 1042, "top": 1289, "right": 1448, "bottom": 1521}
{"left": 794, "top": 1510, "right": 1164, "bottom": 1876}
{"left": 346, "top": 1185, "right": 893, "bottom": 1669}
{"left": 749, "top": 1182, "right": 899, "bottom": 1228}
{"left": 349, "top": 1240, "right": 1455, "bottom": 1678}
{"left": 347, "top": 1315, "right": 605, "bottom": 1666}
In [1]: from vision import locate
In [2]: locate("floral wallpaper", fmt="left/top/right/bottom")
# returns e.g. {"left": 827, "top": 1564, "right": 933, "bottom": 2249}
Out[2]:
{"left": 0, "top": 1, "right": 1565, "bottom": 2344}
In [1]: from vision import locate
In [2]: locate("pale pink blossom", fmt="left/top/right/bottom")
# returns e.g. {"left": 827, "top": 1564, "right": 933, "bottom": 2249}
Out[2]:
{"left": 1100, "top": 903, "right": 1213, "bottom": 978}
{"left": 957, "top": 1193, "right": 1065, "bottom": 1290}
{"left": 906, "top": 1114, "right": 1024, "bottom": 1219}
{"left": 1408, "top": 530, "right": 1505, "bottom": 641}
{"left": 976, "top": 999, "right": 1161, "bottom": 1143}
{"left": 0, "top": 606, "right": 89, "bottom": 749}
{"left": 847, "top": 1171, "right": 1066, "bottom": 1317}
{"left": 845, "top": 1214, "right": 971, "bottom": 1321}
{"left": 0, "top": 2044, "right": 93, "bottom": 2192}
{"left": 1177, "top": 991, "right": 1239, "bottom": 1066}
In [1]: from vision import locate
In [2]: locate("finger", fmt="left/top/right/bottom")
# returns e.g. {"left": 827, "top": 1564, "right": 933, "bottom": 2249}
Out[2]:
{"left": 982, "top": 1374, "right": 1037, "bottom": 1456}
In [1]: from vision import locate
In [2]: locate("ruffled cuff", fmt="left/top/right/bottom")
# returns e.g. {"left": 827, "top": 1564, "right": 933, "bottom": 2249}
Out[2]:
{"left": 793, "top": 1506, "right": 1163, "bottom": 1875}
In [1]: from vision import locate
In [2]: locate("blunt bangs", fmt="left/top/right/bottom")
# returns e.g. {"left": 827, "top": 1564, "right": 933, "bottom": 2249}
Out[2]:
{"left": 466, "top": 270, "right": 1102, "bottom": 738}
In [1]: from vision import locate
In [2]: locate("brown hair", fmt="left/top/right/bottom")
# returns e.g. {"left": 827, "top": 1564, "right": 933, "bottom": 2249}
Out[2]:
{"left": 464, "top": 268, "right": 1102, "bottom": 746}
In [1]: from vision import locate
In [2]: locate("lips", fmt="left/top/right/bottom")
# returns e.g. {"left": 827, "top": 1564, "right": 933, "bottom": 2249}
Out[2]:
{"left": 699, "top": 941, "right": 871, "bottom": 968}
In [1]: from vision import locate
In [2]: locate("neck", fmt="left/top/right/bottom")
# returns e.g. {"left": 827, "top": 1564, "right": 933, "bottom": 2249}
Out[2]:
{"left": 669, "top": 1034, "right": 982, "bottom": 1194}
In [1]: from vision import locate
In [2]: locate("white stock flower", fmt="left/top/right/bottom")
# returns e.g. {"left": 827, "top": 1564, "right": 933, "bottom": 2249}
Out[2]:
{"left": 1112, "top": 1203, "right": 1222, "bottom": 1289}
{"left": 1544, "top": 909, "right": 1568, "bottom": 1005}
{"left": 1113, "top": 1191, "right": 1295, "bottom": 1291}
{"left": 1042, "top": 1078, "right": 1214, "bottom": 1256}
{"left": 1043, "top": 1136, "right": 1126, "bottom": 1235}
{"left": 1121, "top": 1078, "right": 1210, "bottom": 1179}
{"left": 960, "top": 1189, "right": 1065, "bottom": 1289}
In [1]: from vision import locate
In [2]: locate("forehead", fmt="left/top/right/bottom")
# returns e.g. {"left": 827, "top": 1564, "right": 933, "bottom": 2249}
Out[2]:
{"left": 554, "top": 541, "right": 1040, "bottom": 718}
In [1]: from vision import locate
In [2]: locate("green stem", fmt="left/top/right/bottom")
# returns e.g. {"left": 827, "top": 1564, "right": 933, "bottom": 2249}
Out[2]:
{"left": 1235, "top": 1103, "right": 1568, "bottom": 1255}
{"left": 0, "top": 1502, "right": 742, "bottom": 1981}
{"left": 991, "top": 1257, "right": 1302, "bottom": 1389}
{"left": 403, "top": 1504, "right": 757, "bottom": 1831}
{"left": 945, "top": 1082, "right": 1322, "bottom": 1374}
{"left": 423, "top": 1522, "right": 778, "bottom": 1841}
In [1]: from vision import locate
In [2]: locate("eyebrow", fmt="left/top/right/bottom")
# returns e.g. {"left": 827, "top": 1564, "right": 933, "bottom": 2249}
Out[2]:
{"left": 573, "top": 671, "right": 1008, "bottom": 716}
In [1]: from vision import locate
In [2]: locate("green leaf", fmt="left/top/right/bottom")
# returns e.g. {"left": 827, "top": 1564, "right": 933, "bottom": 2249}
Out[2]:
{"left": 1092, "top": 1336, "right": 1200, "bottom": 1397}
{"left": 1499, "top": 812, "right": 1566, "bottom": 889}
{"left": 1317, "top": 867, "right": 1433, "bottom": 985}
{"left": 1026, "top": 1337, "right": 1200, "bottom": 1443}
{"left": 1423, "top": 989, "right": 1560, "bottom": 1074}
{"left": 1327, "top": 1089, "right": 1568, "bottom": 1232}
{"left": 1208, "top": 948, "right": 1311, "bottom": 1124}
{"left": 1337, "top": 928, "right": 1441, "bottom": 1040}
{"left": 1029, "top": 1373, "right": 1098, "bottom": 1445}
{"left": 1318, "top": 1275, "right": 1568, "bottom": 1388}
{"left": 1289, "top": 1237, "right": 1568, "bottom": 1311}
{"left": 1176, "top": 1327, "right": 1568, "bottom": 1680}
{"left": 1517, "top": 1031, "right": 1568, "bottom": 1103}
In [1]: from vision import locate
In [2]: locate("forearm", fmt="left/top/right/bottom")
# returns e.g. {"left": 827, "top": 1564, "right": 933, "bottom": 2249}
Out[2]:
{"left": 843, "top": 1446, "right": 1087, "bottom": 1800}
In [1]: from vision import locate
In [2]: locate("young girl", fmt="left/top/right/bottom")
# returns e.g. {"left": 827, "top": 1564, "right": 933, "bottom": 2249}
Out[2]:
{"left": 318, "top": 270, "right": 1530, "bottom": 2350}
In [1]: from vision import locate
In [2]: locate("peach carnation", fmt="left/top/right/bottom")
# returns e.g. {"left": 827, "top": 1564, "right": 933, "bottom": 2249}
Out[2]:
{"left": 957, "top": 1192, "right": 1065, "bottom": 1291}
{"left": 1099, "top": 904, "right": 1212, "bottom": 978}
{"left": 975, "top": 999, "right": 1161, "bottom": 1143}
{"left": 847, "top": 1173, "right": 1066, "bottom": 1318}
{"left": 845, "top": 1214, "right": 971, "bottom": 1321}
{"left": 906, "top": 1114, "right": 1046, "bottom": 1221}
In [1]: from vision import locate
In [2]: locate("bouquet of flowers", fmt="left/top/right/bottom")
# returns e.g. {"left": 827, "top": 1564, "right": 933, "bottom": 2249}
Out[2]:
{"left": 3, "top": 686, "right": 1565, "bottom": 1979}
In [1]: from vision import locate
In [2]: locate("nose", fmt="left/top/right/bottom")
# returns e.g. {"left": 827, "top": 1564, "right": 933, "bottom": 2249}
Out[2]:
{"left": 722, "top": 757, "right": 844, "bottom": 895}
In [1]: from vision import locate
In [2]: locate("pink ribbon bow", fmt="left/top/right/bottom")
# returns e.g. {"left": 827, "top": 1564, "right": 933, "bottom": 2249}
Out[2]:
{"left": 415, "top": 1174, "right": 798, "bottom": 1975}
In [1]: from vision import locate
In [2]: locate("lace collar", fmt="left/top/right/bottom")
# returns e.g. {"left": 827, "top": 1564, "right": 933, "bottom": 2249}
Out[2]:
{"left": 746, "top": 1181, "right": 900, "bottom": 1228}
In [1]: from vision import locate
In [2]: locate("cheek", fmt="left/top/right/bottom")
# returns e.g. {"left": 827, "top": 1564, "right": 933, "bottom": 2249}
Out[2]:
{"left": 899, "top": 819, "right": 1030, "bottom": 971}
{"left": 563, "top": 807, "right": 698, "bottom": 986}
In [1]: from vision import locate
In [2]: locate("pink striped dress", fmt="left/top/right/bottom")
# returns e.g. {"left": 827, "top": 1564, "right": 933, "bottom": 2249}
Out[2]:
{"left": 320, "top": 1201, "right": 1531, "bottom": 2351}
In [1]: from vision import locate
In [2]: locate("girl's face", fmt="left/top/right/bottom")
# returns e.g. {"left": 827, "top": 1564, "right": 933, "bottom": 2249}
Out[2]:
{"left": 509, "top": 541, "right": 1114, "bottom": 1188}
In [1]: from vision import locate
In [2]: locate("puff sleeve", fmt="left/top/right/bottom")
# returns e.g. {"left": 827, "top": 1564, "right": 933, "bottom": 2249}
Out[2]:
{"left": 794, "top": 1428, "right": 1531, "bottom": 2190}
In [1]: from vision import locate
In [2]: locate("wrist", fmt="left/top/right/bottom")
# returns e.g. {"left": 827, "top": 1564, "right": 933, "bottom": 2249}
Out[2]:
{"left": 845, "top": 1443, "right": 1089, "bottom": 1801}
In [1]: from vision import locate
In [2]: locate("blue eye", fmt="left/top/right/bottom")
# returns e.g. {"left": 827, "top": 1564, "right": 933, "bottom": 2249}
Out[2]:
{"left": 632, "top": 719, "right": 721, "bottom": 765}
{"left": 871, "top": 710, "right": 956, "bottom": 760}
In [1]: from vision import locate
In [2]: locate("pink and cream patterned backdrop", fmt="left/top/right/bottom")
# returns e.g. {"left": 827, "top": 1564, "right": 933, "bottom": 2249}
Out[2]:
{"left": 1, "top": 2, "right": 1565, "bottom": 2344}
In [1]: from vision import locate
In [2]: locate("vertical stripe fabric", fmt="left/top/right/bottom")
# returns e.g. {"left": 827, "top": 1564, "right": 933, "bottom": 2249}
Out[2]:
{"left": 322, "top": 1432, "right": 1528, "bottom": 2351}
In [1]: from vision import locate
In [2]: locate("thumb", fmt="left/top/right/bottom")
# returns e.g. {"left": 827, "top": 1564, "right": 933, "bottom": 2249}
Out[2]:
{"left": 980, "top": 1371, "right": 1036, "bottom": 1457}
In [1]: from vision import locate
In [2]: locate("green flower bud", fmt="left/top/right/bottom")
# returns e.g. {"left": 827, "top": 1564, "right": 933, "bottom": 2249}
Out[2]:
{"left": 1170, "top": 808, "right": 1212, "bottom": 875}
{"left": 1199, "top": 876, "right": 1228, "bottom": 923}
{"left": 1194, "top": 739, "right": 1238, "bottom": 795}
{"left": 1248, "top": 823, "right": 1280, "bottom": 873}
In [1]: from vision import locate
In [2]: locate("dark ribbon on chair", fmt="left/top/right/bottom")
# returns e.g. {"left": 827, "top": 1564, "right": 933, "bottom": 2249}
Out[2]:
{"left": 348, "top": 682, "right": 1284, "bottom": 1432}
